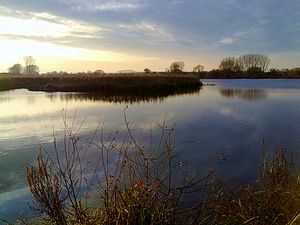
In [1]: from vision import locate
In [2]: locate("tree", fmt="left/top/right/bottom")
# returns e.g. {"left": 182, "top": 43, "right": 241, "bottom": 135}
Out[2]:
{"left": 219, "top": 54, "right": 270, "bottom": 73}
{"left": 219, "top": 57, "right": 236, "bottom": 71}
{"left": 235, "top": 57, "right": 244, "bottom": 71}
{"left": 170, "top": 61, "right": 185, "bottom": 73}
{"left": 25, "top": 65, "right": 39, "bottom": 75}
{"left": 24, "top": 56, "right": 37, "bottom": 75}
{"left": 193, "top": 65, "right": 204, "bottom": 73}
{"left": 144, "top": 68, "right": 151, "bottom": 74}
{"left": 247, "top": 67, "right": 262, "bottom": 73}
{"left": 237, "top": 54, "right": 270, "bottom": 72}
{"left": 46, "top": 71, "right": 59, "bottom": 76}
{"left": 8, "top": 64, "right": 23, "bottom": 74}
{"left": 59, "top": 71, "right": 68, "bottom": 76}
{"left": 93, "top": 70, "right": 105, "bottom": 75}
{"left": 28, "top": 65, "right": 40, "bottom": 75}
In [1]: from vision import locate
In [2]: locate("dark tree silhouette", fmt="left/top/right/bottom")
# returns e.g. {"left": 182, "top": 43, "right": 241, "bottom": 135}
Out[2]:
{"left": 193, "top": 65, "right": 204, "bottom": 73}
{"left": 219, "top": 57, "right": 236, "bottom": 71}
{"left": 170, "top": 61, "right": 185, "bottom": 73}
{"left": 93, "top": 70, "right": 105, "bottom": 75}
{"left": 25, "top": 65, "right": 39, "bottom": 75}
{"left": 219, "top": 54, "right": 270, "bottom": 74}
{"left": 237, "top": 54, "right": 270, "bottom": 72}
{"left": 24, "top": 56, "right": 38, "bottom": 75}
{"left": 8, "top": 63, "right": 23, "bottom": 74}
{"left": 144, "top": 68, "right": 151, "bottom": 74}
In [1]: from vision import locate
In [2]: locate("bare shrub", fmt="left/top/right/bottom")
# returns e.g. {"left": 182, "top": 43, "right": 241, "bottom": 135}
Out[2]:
{"left": 27, "top": 109, "right": 207, "bottom": 224}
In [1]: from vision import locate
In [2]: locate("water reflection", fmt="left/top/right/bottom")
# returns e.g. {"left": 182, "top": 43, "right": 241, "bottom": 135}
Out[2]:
{"left": 219, "top": 88, "right": 268, "bottom": 101}
{"left": 47, "top": 87, "right": 202, "bottom": 104}
{"left": 0, "top": 92, "right": 11, "bottom": 103}
{"left": 0, "top": 96, "right": 10, "bottom": 103}
{"left": 3, "top": 80, "right": 300, "bottom": 223}
{"left": 0, "top": 90, "right": 38, "bottom": 105}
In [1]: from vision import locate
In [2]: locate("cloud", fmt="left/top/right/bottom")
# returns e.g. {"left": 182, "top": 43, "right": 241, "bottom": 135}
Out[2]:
{"left": 0, "top": 16, "right": 68, "bottom": 38}
{"left": 0, "top": 9, "right": 101, "bottom": 40}
{"left": 58, "top": 0, "right": 142, "bottom": 12}
{"left": 85, "top": 2, "right": 140, "bottom": 11}
{"left": 220, "top": 38, "right": 235, "bottom": 45}
{"left": 219, "top": 107, "right": 243, "bottom": 120}
{"left": 0, "top": 0, "right": 299, "bottom": 71}
{"left": 219, "top": 107, "right": 234, "bottom": 116}
{"left": 32, "top": 12, "right": 101, "bottom": 37}
{"left": 119, "top": 22, "right": 173, "bottom": 40}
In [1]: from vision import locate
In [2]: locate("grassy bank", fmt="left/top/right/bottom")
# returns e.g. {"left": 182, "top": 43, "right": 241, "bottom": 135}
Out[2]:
{"left": 0, "top": 74, "right": 202, "bottom": 94}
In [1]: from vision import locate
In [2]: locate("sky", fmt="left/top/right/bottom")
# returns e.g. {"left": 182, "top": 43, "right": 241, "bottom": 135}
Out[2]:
{"left": 0, "top": 0, "right": 299, "bottom": 73}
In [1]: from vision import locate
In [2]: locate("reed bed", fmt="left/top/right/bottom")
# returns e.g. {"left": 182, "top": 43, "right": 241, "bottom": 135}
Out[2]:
{"left": 0, "top": 74, "right": 202, "bottom": 93}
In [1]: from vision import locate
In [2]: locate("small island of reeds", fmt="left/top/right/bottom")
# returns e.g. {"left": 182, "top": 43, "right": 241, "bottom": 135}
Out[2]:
{"left": 0, "top": 73, "right": 202, "bottom": 96}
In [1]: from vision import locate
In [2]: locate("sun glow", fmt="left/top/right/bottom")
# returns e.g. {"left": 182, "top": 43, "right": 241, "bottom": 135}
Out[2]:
{"left": 0, "top": 11, "right": 165, "bottom": 73}
{"left": 0, "top": 13, "right": 144, "bottom": 71}
{"left": 0, "top": 16, "right": 70, "bottom": 38}
{"left": 0, "top": 13, "right": 132, "bottom": 72}
{"left": 0, "top": 38, "right": 148, "bottom": 72}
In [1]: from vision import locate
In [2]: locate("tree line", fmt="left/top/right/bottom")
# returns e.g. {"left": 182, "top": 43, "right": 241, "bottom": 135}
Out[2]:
{"left": 5, "top": 53, "right": 300, "bottom": 78}
{"left": 164, "top": 54, "right": 299, "bottom": 78}
{"left": 164, "top": 54, "right": 271, "bottom": 75}
{"left": 219, "top": 54, "right": 270, "bottom": 73}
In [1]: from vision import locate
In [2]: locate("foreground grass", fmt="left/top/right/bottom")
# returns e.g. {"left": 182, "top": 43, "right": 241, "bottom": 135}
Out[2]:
{"left": 0, "top": 74, "right": 202, "bottom": 93}
{"left": 22, "top": 115, "right": 300, "bottom": 225}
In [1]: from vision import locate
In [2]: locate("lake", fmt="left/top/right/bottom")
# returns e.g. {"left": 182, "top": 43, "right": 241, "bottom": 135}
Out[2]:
{"left": 1, "top": 79, "right": 300, "bottom": 223}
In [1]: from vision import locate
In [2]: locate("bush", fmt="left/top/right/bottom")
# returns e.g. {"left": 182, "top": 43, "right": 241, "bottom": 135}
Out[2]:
{"left": 26, "top": 110, "right": 206, "bottom": 225}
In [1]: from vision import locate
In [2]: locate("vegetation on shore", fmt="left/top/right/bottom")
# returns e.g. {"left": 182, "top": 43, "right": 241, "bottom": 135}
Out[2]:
{"left": 20, "top": 113, "right": 300, "bottom": 225}
{"left": 0, "top": 74, "right": 202, "bottom": 93}
{"left": 197, "top": 54, "right": 300, "bottom": 79}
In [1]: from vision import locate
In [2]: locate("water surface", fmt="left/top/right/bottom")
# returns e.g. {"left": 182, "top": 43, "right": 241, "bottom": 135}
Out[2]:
{"left": 1, "top": 79, "right": 300, "bottom": 223}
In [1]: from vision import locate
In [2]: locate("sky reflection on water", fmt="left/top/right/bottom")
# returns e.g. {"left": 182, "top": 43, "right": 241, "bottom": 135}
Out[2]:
{"left": 1, "top": 79, "right": 300, "bottom": 222}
